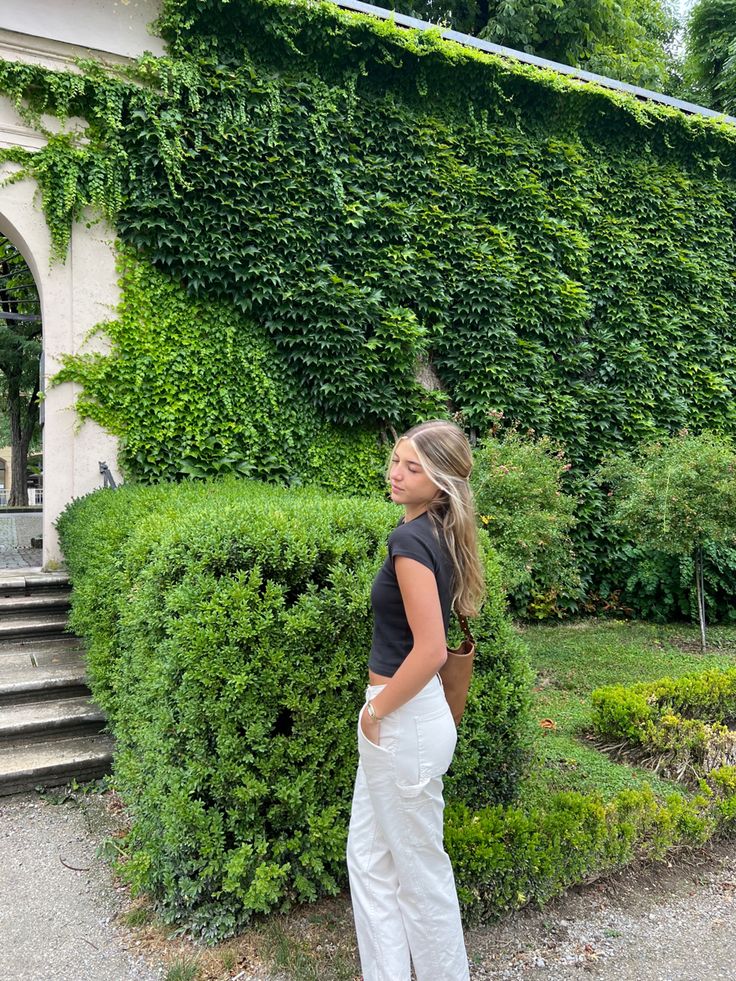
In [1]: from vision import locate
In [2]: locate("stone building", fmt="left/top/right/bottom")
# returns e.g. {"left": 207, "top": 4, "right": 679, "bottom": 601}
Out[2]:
{"left": 0, "top": 1, "right": 165, "bottom": 566}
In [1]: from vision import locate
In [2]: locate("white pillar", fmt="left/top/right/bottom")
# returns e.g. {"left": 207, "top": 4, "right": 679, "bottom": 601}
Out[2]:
{"left": 1, "top": 98, "right": 122, "bottom": 569}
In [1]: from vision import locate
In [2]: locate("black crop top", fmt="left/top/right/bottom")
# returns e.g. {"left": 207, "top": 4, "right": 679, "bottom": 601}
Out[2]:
{"left": 369, "top": 511, "right": 453, "bottom": 677}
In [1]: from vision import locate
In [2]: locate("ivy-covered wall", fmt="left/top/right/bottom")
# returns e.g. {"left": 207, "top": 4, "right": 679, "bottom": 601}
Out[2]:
{"left": 56, "top": 251, "right": 387, "bottom": 489}
{"left": 1, "top": 0, "right": 736, "bottom": 496}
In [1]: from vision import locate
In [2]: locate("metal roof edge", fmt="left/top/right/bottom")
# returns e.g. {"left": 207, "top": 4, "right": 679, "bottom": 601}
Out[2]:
{"left": 331, "top": 0, "right": 736, "bottom": 128}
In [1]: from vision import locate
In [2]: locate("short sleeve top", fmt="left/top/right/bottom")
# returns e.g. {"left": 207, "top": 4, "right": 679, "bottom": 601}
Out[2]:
{"left": 368, "top": 511, "right": 454, "bottom": 677}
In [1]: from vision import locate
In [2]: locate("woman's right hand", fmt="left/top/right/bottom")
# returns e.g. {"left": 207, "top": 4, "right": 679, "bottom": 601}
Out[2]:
{"left": 360, "top": 707, "right": 381, "bottom": 746}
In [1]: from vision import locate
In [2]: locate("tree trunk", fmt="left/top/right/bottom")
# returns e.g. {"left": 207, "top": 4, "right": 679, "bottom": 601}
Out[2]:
{"left": 6, "top": 373, "right": 38, "bottom": 508}
{"left": 695, "top": 545, "right": 707, "bottom": 652}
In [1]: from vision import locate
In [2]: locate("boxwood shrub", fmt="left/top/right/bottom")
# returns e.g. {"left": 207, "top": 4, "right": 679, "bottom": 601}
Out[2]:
{"left": 591, "top": 668, "right": 736, "bottom": 784}
{"left": 592, "top": 668, "right": 736, "bottom": 743}
{"left": 448, "top": 771, "right": 736, "bottom": 924}
{"left": 58, "top": 478, "right": 531, "bottom": 940}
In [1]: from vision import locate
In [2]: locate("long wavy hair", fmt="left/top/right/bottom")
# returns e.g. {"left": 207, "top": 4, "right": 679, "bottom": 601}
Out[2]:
{"left": 391, "top": 419, "right": 485, "bottom": 617}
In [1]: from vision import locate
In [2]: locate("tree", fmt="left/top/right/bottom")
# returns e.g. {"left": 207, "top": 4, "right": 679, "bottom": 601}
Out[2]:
{"left": 603, "top": 432, "right": 736, "bottom": 650}
{"left": 683, "top": 0, "right": 736, "bottom": 113}
{"left": 390, "top": 0, "right": 491, "bottom": 36}
{"left": 471, "top": 422, "right": 581, "bottom": 616}
{"left": 0, "top": 238, "right": 41, "bottom": 507}
{"left": 393, "top": 0, "right": 679, "bottom": 91}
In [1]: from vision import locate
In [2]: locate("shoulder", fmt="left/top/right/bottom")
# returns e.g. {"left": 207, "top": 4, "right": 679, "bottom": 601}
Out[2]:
{"left": 388, "top": 514, "right": 442, "bottom": 572}
{"left": 388, "top": 513, "right": 436, "bottom": 546}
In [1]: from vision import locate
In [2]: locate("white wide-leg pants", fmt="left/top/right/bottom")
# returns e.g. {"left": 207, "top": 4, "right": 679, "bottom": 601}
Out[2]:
{"left": 347, "top": 676, "right": 469, "bottom": 981}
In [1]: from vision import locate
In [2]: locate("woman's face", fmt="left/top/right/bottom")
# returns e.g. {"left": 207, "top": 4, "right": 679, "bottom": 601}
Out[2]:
{"left": 389, "top": 439, "right": 439, "bottom": 511}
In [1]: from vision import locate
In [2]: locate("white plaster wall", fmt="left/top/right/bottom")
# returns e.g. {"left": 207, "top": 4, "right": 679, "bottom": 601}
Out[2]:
{"left": 0, "top": 97, "right": 122, "bottom": 568}
{"left": 0, "top": 5, "right": 166, "bottom": 568}
{"left": 0, "top": 0, "right": 165, "bottom": 60}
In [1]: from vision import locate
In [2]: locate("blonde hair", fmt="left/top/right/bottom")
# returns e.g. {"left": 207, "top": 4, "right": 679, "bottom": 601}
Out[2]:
{"left": 391, "top": 419, "right": 485, "bottom": 617}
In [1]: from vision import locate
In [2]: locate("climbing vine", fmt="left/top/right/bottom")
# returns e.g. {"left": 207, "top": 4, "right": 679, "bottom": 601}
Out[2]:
{"left": 1, "top": 0, "right": 736, "bottom": 577}
{"left": 54, "top": 249, "right": 388, "bottom": 491}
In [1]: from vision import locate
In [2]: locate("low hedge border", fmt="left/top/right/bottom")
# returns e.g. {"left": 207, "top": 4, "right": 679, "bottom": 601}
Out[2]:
{"left": 449, "top": 767, "right": 736, "bottom": 924}
{"left": 591, "top": 669, "right": 736, "bottom": 783}
{"left": 453, "top": 656, "right": 736, "bottom": 925}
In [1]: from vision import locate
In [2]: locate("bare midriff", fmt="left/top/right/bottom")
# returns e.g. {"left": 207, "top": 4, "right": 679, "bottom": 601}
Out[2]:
{"left": 368, "top": 670, "right": 393, "bottom": 686}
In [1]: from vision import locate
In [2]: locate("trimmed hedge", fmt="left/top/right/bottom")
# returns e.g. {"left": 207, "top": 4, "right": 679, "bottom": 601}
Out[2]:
{"left": 447, "top": 772, "right": 736, "bottom": 923}
{"left": 59, "top": 481, "right": 736, "bottom": 937}
{"left": 454, "top": 664, "right": 736, "bottom": 923}
{"left": 58, "top": 478, "right": 530, "bottom": 940}
{"left": 591, "top": 668, "right": 736, "bottom": 782}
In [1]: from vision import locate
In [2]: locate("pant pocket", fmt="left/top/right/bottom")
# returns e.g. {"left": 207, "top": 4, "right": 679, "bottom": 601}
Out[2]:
{"left": 396, "top": 771, "right": 446, "bottom": 851}
{"left": 357, "top": 704, "right": 397, "bottom": 763}
{"left": 416, "top": 703, "right": 457, "bottom": 782}
{"left": 393, "top": 703, "right": 456, "bottom": 795}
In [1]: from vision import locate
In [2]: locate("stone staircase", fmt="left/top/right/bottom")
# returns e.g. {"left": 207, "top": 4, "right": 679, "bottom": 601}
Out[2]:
{"left": 0, "top": 572, "right": 113, "bottom": 796}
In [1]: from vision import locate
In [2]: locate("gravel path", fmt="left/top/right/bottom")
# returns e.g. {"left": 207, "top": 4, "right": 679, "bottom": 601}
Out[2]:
{"left": 465, "top": 838, "right": 736, "bottom": 980}
{"left": 0, "top": 792, "right": 164, "bottom": 981}
{"left": 1, "top": 787, "right": 735, "bottom": 981}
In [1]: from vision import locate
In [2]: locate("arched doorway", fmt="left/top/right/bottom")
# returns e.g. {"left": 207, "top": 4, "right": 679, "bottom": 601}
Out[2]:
{"left": 0, "top": 4, "right": 164, "bottom": 569}
{"left": 1, "top": 94, "right": 123, "bottom": 569}
{"left": 0, "top": 235, "right": 43, "bottom": 568}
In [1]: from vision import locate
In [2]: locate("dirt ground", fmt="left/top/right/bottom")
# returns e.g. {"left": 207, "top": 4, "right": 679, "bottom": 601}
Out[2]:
{"left": 3, "top": 787, "right": 735, "bottom": 981}
{"left": 463, "top": 839, "right": 736, "bottom": 980}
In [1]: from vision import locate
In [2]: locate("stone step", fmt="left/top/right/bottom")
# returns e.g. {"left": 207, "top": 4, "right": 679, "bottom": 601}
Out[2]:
{"left": 0, "top": 696, "right": 106, "bottom": 745}
{"left": 0, "top": 590, "right": 71, "bottom": 618}
{"left": 0, "top": 659, "right": 89, "bottom": 706}
{"left": 0, "top": 733, "right": 114, "bottom": 796}
{"left": 0, "top": 613, "right": 71, "bottom": 643}
{"left": 0, "top": 572, "right": 70, "bottom": 596}
{"left": 0, "top": 636, "right": 82, "bottom": 663}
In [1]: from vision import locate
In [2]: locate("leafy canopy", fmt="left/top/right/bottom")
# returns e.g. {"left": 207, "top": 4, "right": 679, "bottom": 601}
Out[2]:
{"left": 603, "top": 431, "right": 736, "bottom": 556}
{"left": 0, "top": 238, "right": 41, "bottom": 404}
{"left": 684, "top": 0, "right": 736, "bottom": 113}
{"left": 393, "top": 0, "right": 679, "bottom": 90}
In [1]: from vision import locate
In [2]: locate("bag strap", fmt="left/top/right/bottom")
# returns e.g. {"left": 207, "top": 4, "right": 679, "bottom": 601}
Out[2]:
{"left": 456, "top": 612, "right": 475, "bottom": 645}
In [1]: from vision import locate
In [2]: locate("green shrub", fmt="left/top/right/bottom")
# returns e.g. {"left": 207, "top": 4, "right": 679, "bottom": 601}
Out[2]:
{"left": 600, "top": 432, "right": 736, "bottom": 647}
{"left": 591, "top": 668, "right": 736, "bottom": 783}
{"left": 589, "top": 686, "right": 654, "bottom": 746}
{"left": 710, "top": 766, "right": 736, "bottom": 820}
{"left": 471, "top": 427, "right": 581, "bottom": 616}
{"left": 593, "top": 668, "right": 736, "bottom": 734}
{"left": 447, "top": 774, "right": 735, "bottom": 924}
{"left": 58, "top": 478, "right": 529, "bottom": 940}
{"left": 594, "top": 540, "right": 736, "bottom": 624}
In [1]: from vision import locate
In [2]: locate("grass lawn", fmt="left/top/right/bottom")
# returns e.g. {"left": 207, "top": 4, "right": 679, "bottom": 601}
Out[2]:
{"left": 518, "top": 619, "right": 736, "bottom": 808}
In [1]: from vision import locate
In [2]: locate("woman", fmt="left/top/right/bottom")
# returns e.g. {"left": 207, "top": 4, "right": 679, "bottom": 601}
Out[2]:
{"left": 347, "top": 419, "right": 485, "bottom": 981}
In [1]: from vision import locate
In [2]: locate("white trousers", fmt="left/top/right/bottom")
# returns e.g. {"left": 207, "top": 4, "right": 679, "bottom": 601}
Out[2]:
{"left": 347, "top": 676, "right": 469, "bottom": 981}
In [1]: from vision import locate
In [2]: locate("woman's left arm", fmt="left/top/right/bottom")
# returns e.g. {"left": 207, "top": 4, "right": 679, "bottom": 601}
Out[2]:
{"left": 361, "top": 556, "right": 447, "bottom": 739}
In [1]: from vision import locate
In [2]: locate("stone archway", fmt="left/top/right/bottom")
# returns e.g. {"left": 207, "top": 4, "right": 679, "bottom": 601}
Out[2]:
{"left": 0, "top": 106, "right": 122, "bottom": 568}
{"left": 0, "top": 2, "right": 164, "bottom": 568}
